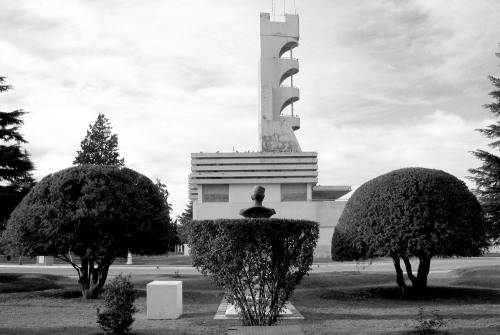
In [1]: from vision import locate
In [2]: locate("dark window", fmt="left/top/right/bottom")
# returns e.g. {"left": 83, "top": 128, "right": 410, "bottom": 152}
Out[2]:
{"left": 281, "top": 183, "right": 306, "bottom": 201}
{"left": 202, "top": 184, "right": 229, "bottom": 202}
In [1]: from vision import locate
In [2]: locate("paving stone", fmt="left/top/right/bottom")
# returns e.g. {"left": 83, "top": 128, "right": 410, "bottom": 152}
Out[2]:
{"left": 227, "top": 325, "right": 304, "bottom": 335}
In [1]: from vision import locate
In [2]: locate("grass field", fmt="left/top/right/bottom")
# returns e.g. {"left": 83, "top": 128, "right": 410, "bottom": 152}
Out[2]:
{"left": 0, "top": 267, "right": 499, "bottom": 334}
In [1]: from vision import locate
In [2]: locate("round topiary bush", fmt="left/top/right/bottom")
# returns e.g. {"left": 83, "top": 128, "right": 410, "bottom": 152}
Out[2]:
{"left": 331, "top": 167, "right": 488, "bottom": 292}
{"left": 2, "top": 165, "right": 173, "bottom": 299}
{"left": 187, "top": 218, "right": 319, "bottom": 326}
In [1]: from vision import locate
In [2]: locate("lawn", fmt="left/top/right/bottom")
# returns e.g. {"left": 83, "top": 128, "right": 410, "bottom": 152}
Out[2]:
{"left": 0, "top": 267, "right": 499, "bottom": 335}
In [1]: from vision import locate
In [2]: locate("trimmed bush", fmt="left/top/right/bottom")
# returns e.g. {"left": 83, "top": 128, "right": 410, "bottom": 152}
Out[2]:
{"left": 97, "top": 274, "right": 136, "bottom": 335}
{"left": 2, "top": 165, "right": 173, "bottom": 299}
{"left": 187, "top": 218, "right": 319, "bottom": 326}
{"left": 332, "top": 167, "right": 488, "bottom": 292}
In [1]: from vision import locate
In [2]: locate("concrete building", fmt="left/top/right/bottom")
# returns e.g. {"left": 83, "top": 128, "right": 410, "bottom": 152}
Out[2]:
{"left": 189, "top": 12, "right": 350, "bottom": 257}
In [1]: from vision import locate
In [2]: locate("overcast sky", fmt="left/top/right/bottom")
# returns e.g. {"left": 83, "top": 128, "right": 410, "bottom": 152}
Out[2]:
{"left": 1, "top": 0, "right": 499, "bottom": 217}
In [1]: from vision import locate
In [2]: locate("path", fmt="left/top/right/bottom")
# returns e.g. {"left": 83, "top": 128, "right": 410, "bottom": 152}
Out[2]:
{"left": 1, "top": 257, "right": 499, "bottom": 276}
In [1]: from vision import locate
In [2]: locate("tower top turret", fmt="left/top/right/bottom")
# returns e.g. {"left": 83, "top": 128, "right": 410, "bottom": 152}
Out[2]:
{"left": 258, "top": 12, "right": 301, "bottom": 152}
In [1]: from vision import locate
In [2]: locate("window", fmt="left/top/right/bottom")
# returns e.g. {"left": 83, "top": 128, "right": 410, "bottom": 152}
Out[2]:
{"left": 202, "top": 184, "right": 229, "bottom": 202}
{"left": 281, "top": 183, "right": 306, "bottom": 201}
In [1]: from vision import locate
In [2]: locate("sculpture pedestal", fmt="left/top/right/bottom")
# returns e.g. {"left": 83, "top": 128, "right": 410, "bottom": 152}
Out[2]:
{"left": 146, "top": 281, "right": 182, "bottom": 319}
{"left": 214, "top": 297, "right": 304, "bottom": 320}
{"left": 224, "top": 303, "right": 292, "bottom": 316}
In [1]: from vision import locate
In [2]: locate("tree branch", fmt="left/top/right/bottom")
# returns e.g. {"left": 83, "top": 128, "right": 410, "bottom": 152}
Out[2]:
{"left": 57, "top": 254, "right": 81, "bottom": 275}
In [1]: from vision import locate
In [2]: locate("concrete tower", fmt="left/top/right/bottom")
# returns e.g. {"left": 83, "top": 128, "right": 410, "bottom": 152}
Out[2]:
{"left": 259, "top": 13, "right": 301, "bottom": 152}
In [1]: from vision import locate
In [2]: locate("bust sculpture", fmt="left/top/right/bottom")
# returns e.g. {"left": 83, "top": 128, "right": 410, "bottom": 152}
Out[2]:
{"left": 239, "top": 185, "right": 276, "bottom": 218}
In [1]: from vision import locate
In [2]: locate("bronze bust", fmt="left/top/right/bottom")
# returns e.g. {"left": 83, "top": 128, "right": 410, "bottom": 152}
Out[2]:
{"left": 239, "top": 185, "right": 276, "bottom": 218}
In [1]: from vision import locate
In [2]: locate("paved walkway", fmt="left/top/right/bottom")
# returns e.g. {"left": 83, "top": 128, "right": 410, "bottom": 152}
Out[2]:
{"left": 1, "top": 257, "right": 499, "bottom": 276}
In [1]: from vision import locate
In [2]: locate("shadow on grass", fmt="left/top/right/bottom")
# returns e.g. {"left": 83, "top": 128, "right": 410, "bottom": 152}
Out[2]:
{"left": 316, "top": 285, "right": 500, "bottom": 304}
{"left": 299, "top": 272, "right": 396, "bottom": 289}
{"left": 451, "top": 266, "right": 500, "bottom": 289}
{"left": 181, "top": 310, "right": 221, "bottom": 319}
{"left": 0, "top": 326, "right": 98, "bottom": 335}
{"left": 301, "top": 310, "right": 500, "bottom": 322}
{"left": 28, "top": 289, "right": 83, "bottom": 299}
{"left": 0, "top": 274, "right": 66, "bottom": 294}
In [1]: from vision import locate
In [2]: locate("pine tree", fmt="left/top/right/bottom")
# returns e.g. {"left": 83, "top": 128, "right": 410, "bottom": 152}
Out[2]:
{"left": 0, "top": 77, "right": 36, "bottom": 231}
{"left": 74, "top": 113, "right": 125, "bottom": 166}
{"left": 155, "top": 178, "right": 179, "bottom": 250}
{"left": 155, "top": 178, "right": 174, "bottom": 218}
{"left": 176, "top": 201, "right": 193, "bottom": 244}
{"left": 469, "top": 45, "right": 500, "bottom": 245}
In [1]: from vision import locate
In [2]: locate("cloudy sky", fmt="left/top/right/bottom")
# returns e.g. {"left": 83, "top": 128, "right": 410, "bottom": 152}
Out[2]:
{"left": 1, "top": 0, "right": 499, "bottom": 217}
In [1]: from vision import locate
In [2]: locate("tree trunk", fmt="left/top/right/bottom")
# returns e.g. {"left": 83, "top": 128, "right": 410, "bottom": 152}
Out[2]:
{"left": 402, "top": 255, "right": 432, "bottom": 291}
{"left": 89, "top": 257, "right": 111, "bottom": 299}
{"left": 416, "top": 255, "right": 431, "bottom": 290}
{"left": 392, "top": 256, "right": 407, "bottom": 294}
{"left": 78, "top": 256, "right": 113, "bottom": 299}
{"left": 79, "top": 256, "right": 91, "bottom": 298}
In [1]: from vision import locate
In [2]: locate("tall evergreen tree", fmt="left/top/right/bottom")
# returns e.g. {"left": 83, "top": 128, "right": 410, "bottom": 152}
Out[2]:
{"left": 155, "top": 178, "right": 179, "bottom": 250}
{"left": 74, "top": 113, "right": 125, "bottom": 166}
{"left": 469, "top": 45, "right": 500, "bottom": 245}
{"left": 0, "top": 77, "right": 36, "bottom": 231}
{"left": 176, "top": 201, "right": 193, "bottom": 244}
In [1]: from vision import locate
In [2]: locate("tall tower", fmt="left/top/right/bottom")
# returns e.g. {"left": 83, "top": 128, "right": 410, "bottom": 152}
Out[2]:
{"left": 259, "top": 13, "right": 301, "bottom": 152}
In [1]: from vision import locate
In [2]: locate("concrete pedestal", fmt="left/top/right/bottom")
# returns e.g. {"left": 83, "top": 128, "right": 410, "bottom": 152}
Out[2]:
{"left": 36, "top": 256, "right": 53, "bottom": 266}
{"left": 147, "top": 281, "right": 182, "bottom": 319}
{"left": 126, "top": 252, "right": 133, "bottom": 265}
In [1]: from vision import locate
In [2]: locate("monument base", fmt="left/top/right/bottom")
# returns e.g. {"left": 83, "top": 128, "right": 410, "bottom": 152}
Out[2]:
{"left": 214, "top": 297, "right": 303, "bottom": 320}
{"left": 224, "top": 303, "right": 292, "bottom": 316}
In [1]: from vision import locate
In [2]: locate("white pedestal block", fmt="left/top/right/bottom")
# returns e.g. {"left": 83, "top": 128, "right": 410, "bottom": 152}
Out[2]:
{"left": 126, "top": 252, "right": 133, "bottom": 265}
{"left": 147, "top": 281, "right": 182, "bottom": 319}
{"left": 36, "top": 256, "right": 53, "bottom": 266}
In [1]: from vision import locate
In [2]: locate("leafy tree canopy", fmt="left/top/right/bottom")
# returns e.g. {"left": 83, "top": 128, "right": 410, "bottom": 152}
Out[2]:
{"left": 74, "top": 113, "right": 124, "bottom": 166}
{"left": 332, "top": 167, "right": 488, "bottom": 293}
{"left": 469, "top": 45, "right": 500, "bottom": 245}
{"left": 1, "top": 165, "right": 173, "bottom": 298}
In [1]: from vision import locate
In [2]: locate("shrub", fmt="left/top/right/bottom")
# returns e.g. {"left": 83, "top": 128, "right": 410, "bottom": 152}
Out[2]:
{"left": 97, "top": 274, "right": 136, "bottom": 335}
{"left": 188, "top": 218, "right": 319, "bottom": 326}
{"left": 413, "top": 307, "right": 446, "bottom": 335}
{"left": 332, "top": 167, "right": 488, "bottom": 293}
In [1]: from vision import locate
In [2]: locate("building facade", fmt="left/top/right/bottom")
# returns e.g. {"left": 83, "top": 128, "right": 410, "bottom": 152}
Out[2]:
{"left": 189, "top": 13, "right": 350, "bottom": 257}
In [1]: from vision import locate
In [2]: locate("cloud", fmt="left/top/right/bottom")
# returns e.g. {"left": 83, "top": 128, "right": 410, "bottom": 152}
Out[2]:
{"left": 302, "top": 110, "right": 495, "bottom": 193}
